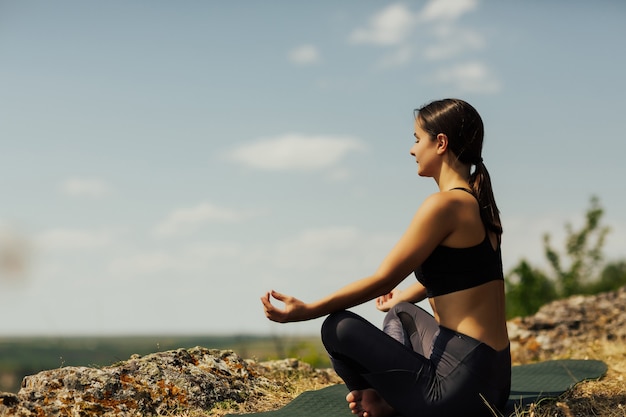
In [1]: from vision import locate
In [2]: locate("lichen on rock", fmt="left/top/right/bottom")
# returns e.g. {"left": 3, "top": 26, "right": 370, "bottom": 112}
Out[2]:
{"left": 0, "top": 347, "right": 276, "bottom": 417}
{"left": 508, "top": 286, "right": 626, "bottom": 363}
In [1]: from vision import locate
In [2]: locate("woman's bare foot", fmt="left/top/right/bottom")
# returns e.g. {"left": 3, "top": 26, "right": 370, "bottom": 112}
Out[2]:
{"left": 346, "top": 389, "right": 396, "bottom": 417}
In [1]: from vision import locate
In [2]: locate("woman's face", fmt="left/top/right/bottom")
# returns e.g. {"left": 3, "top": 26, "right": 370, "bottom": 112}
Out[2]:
{"left": 410, "top": 120, "right": 439, "bottom": 177}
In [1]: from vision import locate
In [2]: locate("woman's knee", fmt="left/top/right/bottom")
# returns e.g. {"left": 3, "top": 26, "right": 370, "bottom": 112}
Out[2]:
{"left": 321, "top": 310, "right": 366, "bottom": 348}
{"left": 391, "top": 301, "right": 422, "bottom": 314}
{"left": 383, "top": 302, "right": 415, "bottom": 325}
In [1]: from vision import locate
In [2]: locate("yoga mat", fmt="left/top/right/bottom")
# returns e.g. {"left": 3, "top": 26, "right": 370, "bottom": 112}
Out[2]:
{"left": 506, "top": 359, "right": 608, "bottom": 411}
{"left": 227, "top": 359, "right": 607, "bottom": 417}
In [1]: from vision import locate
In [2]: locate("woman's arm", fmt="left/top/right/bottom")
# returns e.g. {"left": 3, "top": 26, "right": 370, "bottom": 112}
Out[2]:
{"left": 261, "top": 193, "right": 456, "bottom": 323}
{"left": 262, "top": 272, "right": 400, "bottom": 323}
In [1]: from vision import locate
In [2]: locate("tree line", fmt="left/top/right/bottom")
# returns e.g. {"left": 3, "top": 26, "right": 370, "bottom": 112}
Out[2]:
{"left": 505, "top": 196, "right": 626, "bottom": 318}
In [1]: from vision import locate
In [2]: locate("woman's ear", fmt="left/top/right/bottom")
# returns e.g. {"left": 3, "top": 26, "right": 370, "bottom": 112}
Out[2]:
{"left": 436, "top": 133, "right": 448, "bottom": 154}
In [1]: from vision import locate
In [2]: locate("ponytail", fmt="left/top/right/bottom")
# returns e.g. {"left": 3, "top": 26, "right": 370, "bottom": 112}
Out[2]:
{"left": 470, "top": 161, "right": 502, "bottom": 236}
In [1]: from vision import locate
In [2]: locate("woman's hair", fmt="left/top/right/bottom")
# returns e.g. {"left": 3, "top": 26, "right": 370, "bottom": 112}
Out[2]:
{"left": 414, "top": 98, "right": 502, "bottom": 236}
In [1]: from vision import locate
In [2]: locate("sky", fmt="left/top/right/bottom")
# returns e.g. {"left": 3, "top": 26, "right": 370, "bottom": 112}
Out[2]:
{"left": 1, "top": 0, "right": 625, "bottom": 337}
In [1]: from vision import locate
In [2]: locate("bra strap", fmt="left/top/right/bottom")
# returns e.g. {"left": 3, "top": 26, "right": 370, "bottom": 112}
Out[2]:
{"left": 448, "top": 187, "right": 474, "bottom": 196}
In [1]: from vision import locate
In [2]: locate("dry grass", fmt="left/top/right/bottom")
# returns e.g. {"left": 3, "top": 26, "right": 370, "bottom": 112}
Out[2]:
{"left": 206, "top": 364, "right": 343, "bottom": 417}
{"left": 174, "top": 339, "right": 626, "bottom": 417}
{"left": 507, "top": 339, "right": 626, "bottom": 417}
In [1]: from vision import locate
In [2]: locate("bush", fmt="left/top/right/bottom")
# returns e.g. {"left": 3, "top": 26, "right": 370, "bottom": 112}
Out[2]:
{"left": 505, "top": 260, "right": 557, "bottom": 318}
{"left": 505, "top": 196, "right": 625, "bottom": 319}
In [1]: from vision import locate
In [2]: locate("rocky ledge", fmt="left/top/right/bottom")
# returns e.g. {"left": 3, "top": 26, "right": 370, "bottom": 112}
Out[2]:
{"left": 508, "top": 285, "right": 626, "bottom": 363}
{"left": 1, "top": 286, "right": 624, "bottom": 416}
{"left": 0, "top": 347, "right": 336, "bottom": 417}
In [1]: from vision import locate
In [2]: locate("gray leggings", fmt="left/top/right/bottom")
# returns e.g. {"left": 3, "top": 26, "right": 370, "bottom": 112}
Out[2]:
{"left": 321, "top": 303, "right": 511, "bottom": 417}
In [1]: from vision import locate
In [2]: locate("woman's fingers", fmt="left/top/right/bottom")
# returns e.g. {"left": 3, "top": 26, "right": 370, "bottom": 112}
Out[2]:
{"left": 375, "top": 290, "right": 400, "bottom": 312}
{"left": 270, "top": 289, "right": 288, "bottom": 302}
{"left": 261, "top": 290, "right": 312, "bottom": 323}
{"left": 260, "top": 290, "right": 291, "bottom": 322}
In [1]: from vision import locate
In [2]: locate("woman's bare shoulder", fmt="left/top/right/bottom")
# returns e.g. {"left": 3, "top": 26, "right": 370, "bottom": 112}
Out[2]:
{"left": 420, "top": 191, "right": 466, "bottom": 214}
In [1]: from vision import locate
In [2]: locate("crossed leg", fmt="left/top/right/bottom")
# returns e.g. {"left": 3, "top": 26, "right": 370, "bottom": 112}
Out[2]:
{"left": 321, "top": 307, "right": 438, "bottom": 417}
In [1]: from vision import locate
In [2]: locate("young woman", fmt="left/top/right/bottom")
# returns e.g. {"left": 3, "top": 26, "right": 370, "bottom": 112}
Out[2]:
{"left": 261, "top": 98, "right": 511, "bottom": 417}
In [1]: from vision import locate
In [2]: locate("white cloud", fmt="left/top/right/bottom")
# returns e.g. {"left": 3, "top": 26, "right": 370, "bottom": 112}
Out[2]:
{"left": 110, "top": 251, "right": 174, "bottom": 276}
{"left": 225, "top": 133, "right": 365, "bottom": 172}
{"left": 349, "top": 3, "right": 416, "bottom": 46}
{"left": 252, "top": 227, "right": 397, "bottom": 298}
{"left": 272, "top": 227, "right": 362, "bottom": 270}
{"left": 288, "top": 44, "right": 321, "bottom": 65}
{"left": 431, "top": 61, "right": 500, "bottom": 93}
{"left": 376, "top": 45, "right": 413, "bottom": 69}
{"left": 326, "top": 167, "right": 353, "bottom": 181}
{"left": 108, "top": 242, "right": 244, "bottom": 276}
{"left": 423, "top": 26, "right": 485, "bottom": 61}
{"left": 419, "top": 0, "right": 478, "bottom": 22}
{"left": 107, "top": 225, "right": 395, "bottom": 283}
{"left": 36, "top": 228, "right": 114, "bottom": 251}
{"left": 112, "top": 226, "right": 394, "bottom": 281}
{"left": 59, "top": 177, "right": 113, "bottom": 198}
{"left": 348, "top": 1, "right": 486, "bottom": 73}
{"left": 153, "top": 202, "right": 248, "bottom": 238}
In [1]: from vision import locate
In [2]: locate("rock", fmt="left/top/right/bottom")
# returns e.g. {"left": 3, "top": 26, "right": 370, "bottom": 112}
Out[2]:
{"left": 257, "top": 358, "right": 314, "bottom": 374}
{"left": 0, "top": 346, "right": 341, "bottom": 417}
{"left": 508, "top": 286, "right": 626, "bottom": 363}
{"left": 0, "top": 347, "right": 277, "bottom": 417}
{"left": 0, "top": 393, "right": 18, "bottom": 407}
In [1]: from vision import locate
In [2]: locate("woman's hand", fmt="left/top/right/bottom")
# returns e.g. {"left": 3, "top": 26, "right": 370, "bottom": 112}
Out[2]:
{"left": 261, "top": 290, "right": 312, "bottom": 323}
{"left": 375, "top": 288, "right": 403, "bottom": 312}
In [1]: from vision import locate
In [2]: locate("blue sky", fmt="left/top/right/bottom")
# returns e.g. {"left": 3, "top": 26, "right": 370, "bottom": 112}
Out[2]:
{"left": 1, "top": 0, "right": 625, "bottom": 336}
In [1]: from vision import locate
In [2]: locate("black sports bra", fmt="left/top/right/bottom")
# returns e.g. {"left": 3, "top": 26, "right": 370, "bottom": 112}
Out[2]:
{"left": 414, "top": 188, "right": 504, "bottom": 298}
